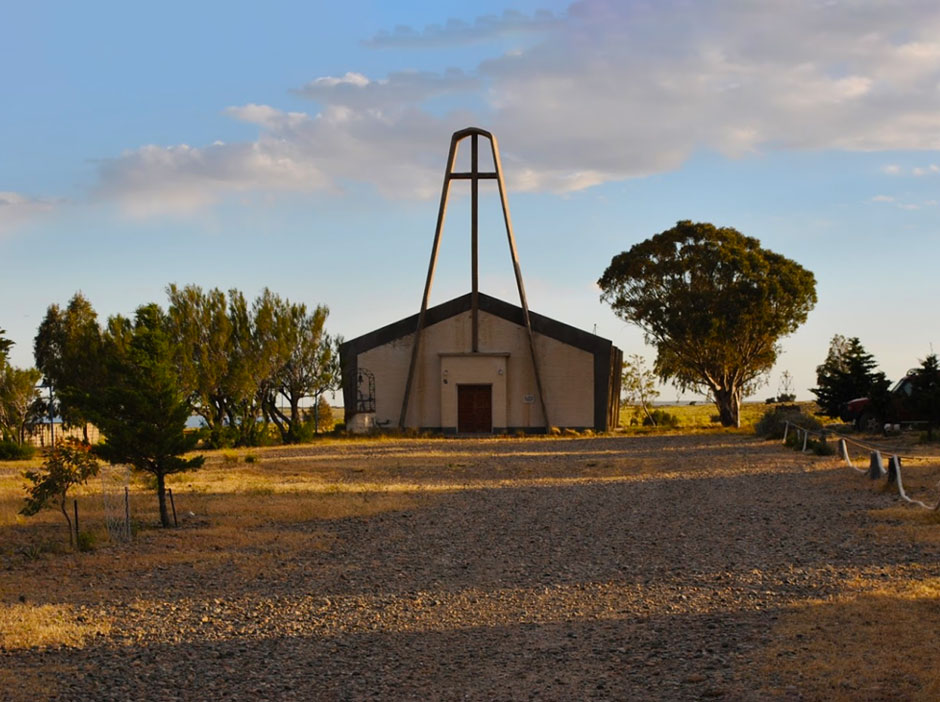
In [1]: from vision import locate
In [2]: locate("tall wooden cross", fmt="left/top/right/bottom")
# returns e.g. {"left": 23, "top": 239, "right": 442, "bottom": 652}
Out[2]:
{"left": 398, "top": 127, "right": 549, "bottom": 429}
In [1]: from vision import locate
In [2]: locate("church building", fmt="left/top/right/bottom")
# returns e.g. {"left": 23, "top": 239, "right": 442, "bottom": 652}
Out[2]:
{"left": 340, "top": 128, "right": 622, "bottom": 434}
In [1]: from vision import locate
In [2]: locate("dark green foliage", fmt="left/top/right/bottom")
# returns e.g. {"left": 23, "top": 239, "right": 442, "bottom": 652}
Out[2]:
{"left": 33, "top": 293, "right": 102, "bottom": 441}
{"left": 76, "top": 530, "right": 97, "bottom": 552}
{"left": 642, "top": 409, "right": 679, "bottom": 428}
{"left": 910, "top": 354, "right": 940, "bottom": 440}
{"left": 21, "top": 439, "right": 99, "bottom": 547}
{"left": 0, "top": 440, "right": 36, "bottom": 460}
{"left": 0, "top": 328, "right": 12, "bottom": 364}
{"left": 599, "top": 221, "right": 816, "bottom": 428}
{"left": 88, "top": 304, "right": 204, "bottom": 528}
{"left": 811, "top": 335, "right": 888, "bottom": 418}
{"left": 755, "top": 404, "right": 822, "bottom": 440}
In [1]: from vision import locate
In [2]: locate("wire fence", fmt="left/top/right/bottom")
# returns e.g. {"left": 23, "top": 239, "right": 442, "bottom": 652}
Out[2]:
{"left": 783, "top": 420, "right": 940, "bottom": 510}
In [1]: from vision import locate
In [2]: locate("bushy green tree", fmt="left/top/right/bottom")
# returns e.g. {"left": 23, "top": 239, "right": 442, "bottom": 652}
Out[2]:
{"left": 166, "top": 285, "right": 337, "bottom": 446}
{"left": 599, "top": 221, "right": 817, "bottom": 427}
{"left": 811, "top": 335, "right": 887, "bottom": 418}
{"left": 89, "top": 304, "right": 203, "bottom": 527}
{"left": 21, "top": 439, "right": 99, "bottom": 547}
{"left": 34, "top": 293, "right": 102, "bottom": 441}
{"left": 166, "top": 284, "right": 234, "bottom": 447}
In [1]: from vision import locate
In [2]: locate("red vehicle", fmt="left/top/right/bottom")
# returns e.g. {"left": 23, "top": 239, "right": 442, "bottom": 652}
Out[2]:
{"left": 843, "top": 370, "right": 921, "bottom": 433}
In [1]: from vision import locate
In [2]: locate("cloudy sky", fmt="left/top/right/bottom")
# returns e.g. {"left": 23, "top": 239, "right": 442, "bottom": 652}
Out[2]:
{"left": 2, "top": 0, "right": 939, "bottom": 401}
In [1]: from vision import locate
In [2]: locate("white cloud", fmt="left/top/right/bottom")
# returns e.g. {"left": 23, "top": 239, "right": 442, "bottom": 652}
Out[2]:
{"left": 0, "top": 191, "right": 56, "bottom": 233}
{"left": 94, "top": 0, "right": 940, "bottom": 213}
{"left": 912, "top": 163, "right": 940, "bottom": 175}
{"left": 871, "top": 194, "right": 895, "bottom": 202}
{"left": 294, "top": 68, "right": 478, "bottom": 109}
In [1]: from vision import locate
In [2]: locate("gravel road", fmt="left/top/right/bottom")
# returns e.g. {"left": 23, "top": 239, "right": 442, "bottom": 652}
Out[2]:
{"left": 3, "top": 434, "right": 937, "bottom": 701}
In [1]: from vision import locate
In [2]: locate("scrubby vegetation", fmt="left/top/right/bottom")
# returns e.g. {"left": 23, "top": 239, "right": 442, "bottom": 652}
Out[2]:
{"left": 755, "top": 403, "right": 823, "bottom": 440}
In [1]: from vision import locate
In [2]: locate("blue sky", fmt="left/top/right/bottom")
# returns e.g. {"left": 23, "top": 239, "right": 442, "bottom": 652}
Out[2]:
{"left": 2, "top": 0, "right": 939, "bottom": 402}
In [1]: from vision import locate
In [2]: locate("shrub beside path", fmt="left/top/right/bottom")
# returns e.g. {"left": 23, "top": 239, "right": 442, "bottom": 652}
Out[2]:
{"left": 2, "top": 434, "right": 938, "bottom": 700}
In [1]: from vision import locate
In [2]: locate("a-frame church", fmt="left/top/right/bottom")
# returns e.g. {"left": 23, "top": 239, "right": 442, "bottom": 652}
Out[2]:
{"left": 340, "top": 128, "right": 622, "bottom": 434}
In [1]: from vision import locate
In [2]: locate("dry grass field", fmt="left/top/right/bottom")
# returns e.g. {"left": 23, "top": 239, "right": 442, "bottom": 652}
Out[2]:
{"left": 1, "top": 428, "right": 939, "bottom": 700}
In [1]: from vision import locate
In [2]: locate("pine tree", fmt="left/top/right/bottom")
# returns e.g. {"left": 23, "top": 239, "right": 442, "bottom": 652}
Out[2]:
{"left": 811, "top": 336, "right": 888, "bottom": 418}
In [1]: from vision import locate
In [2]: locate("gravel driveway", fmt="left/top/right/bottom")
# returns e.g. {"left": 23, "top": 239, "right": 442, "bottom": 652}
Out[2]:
{"left": 3, "top": 434, "right": 937, "bottom": 701}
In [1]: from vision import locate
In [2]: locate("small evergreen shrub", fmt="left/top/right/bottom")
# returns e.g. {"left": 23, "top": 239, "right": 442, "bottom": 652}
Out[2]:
{"left": 643, "top": 409, "right": 680, "bottom": 428}
{"left": 76, "top": 531, "right": 97, "bottom": 552}
{"left": 755, "top": 404, "right": 822, "bottom": 440}
{"left": 0, "top": 441, "right": 35, "bottom": 460}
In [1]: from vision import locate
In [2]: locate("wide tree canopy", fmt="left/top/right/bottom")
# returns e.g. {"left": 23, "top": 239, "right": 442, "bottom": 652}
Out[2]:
{"left": 598, "top": 221, "right": 817, "bottom": 427}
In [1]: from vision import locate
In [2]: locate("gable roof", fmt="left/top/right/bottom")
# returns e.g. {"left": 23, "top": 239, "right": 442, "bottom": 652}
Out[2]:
{"left": 340, "top": 291, "right": 613, "bottom": 359}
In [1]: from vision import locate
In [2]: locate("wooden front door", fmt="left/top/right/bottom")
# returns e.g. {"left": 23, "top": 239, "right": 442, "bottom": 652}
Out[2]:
{"left": 457, "top": 384, "right": 492, "bottom": 433}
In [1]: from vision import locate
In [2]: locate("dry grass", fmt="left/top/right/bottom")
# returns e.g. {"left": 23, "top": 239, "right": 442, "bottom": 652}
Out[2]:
{"left": 618, "top": 400, "right": 805, "bottom": 432}
{"left": 0, "top": 602, "right": 110, "bottom": 650}
{"left": 760, "top": 576, "right": 940, "bottom": 701}
{"left": 757, "top": 450, "right": 940, "bottom": 700}
{"left": 2, "top": 433, "right": 939, "bottom": 700}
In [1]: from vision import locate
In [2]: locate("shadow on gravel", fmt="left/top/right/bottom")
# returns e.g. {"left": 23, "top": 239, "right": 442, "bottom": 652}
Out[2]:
{"left": 2, "top": 606, "right": 781, "bottom": 702}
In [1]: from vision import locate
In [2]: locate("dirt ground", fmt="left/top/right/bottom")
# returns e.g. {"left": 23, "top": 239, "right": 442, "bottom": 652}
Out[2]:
{"left": 2, "top": 433, "right": 939, "bottom": 701}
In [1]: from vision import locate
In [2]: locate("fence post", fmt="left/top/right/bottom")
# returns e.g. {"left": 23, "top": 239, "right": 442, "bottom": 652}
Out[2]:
{"left": 782, "top": 421, "right": 789, "bottom": 444}
{"left": 868, "top": 451, "right": 886, "bottom": 480}
{"left": 838, "top": 438, "right": 851, "bottom": 465}
{"left": 124, "top": 486, "right": 131, "bottom": 540}
{"left": 802, "top": 429, "right": 809, "bottom": 452}
{"left": 886, "top": 455, "right": 901, "bottom": 486}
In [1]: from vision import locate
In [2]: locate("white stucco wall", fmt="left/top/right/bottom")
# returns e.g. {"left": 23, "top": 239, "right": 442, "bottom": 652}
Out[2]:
{"left": 356, "top": 310, "right": 594, "bottom": 430}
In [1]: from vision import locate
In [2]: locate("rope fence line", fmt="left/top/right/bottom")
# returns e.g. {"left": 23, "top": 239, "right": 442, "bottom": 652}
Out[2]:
{"left": 783, "top": 420, "right": 940, "bottom": 511}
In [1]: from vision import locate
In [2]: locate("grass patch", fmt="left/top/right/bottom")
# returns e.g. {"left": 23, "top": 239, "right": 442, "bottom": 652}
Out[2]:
{"left": 760, "top": 577, "right": 940, "bottom": 701}
{"left": 0, "top": 603, "right": 110, "bottom": 649}
{"left": 619, "top": 401, "right": 794, "bottom": 432}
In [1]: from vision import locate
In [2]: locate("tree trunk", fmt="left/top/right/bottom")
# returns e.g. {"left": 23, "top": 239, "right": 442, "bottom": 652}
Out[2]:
{"left": 156, "top": 472, "right": 170, "bottom": 528}
{"left": 59, "top": 497, "right": 74, "bottom": 547}
{"left": 713, "top": 387, "right": 741, "bottom": 428}
{"left": 289, "top": 395, "right": 301, "bottom": 442}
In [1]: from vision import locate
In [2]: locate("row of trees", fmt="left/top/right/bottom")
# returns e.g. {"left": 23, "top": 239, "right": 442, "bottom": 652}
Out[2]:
{"left": 35, "top": 286, "right": 339, "bottom": 450}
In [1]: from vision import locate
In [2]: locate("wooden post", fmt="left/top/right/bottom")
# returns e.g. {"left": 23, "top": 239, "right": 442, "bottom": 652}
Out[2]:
{"left": 886, "top": 455, "right": 901, "bottom": 486}
{"left": 124, "top": 486, "right": 131, "bottom": 540}
{"left": 801, "top": 429, "right": 809, "bottom": 452}
{"left": 837, "top": 438, "right": 849, "bottom": 463}
{"left": 782, "top": 421, "right": 789, "bottom": 444}
{"left": 868, "top": 451, "right": 885, "bottom": 480}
